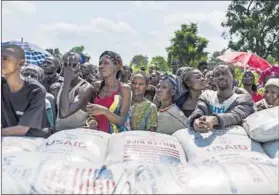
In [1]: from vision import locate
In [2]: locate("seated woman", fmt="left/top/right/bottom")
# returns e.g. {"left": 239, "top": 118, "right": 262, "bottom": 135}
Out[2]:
{"left": 176, "top": 68, "right": 207, "bottom": 117}
{"left": 156, "top": 75, "right": 188, "bottom": 135}
{"left": 188, "top": 65, "right": 254, "bottom": 133}
{"left": 86, "top": 51, "right": 131, "bottom": 133}
{"left": 242, "top": 70, "right": 263, "bottom": 103}
{"left": 256, "top": 78, "right": 279, "bottom": 111}
{"left": 130, "top": 71, "right": 157, "bottom": 131}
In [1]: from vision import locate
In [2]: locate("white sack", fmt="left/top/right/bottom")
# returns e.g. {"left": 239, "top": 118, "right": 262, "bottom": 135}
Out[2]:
{"left": 2, "top": 152, "right": 128, "bottom": 194}
{"left": 243, "top": 106, "right": 279, "bottom": 142}
{"left": 2, "top": 136, "right": 45, "bottom": 155}
{"left": 39, "top": 128, "right": 110, "bottom": 163}
{"left": 173, "top": 160, "right": 279, "bottom": 194}
{"left": 107, "top": 131, "right": 187, "bottom": 166}
{"left": 262, "top": 140, "right": 279, "bottom": 159}
{"left": 173, "top": 126, "right": 267, "bottom": 163}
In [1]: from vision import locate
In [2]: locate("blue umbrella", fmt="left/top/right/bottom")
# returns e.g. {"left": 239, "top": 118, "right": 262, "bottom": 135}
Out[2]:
{"left": 2, "top": 41, "right": 52, "bottom": 66}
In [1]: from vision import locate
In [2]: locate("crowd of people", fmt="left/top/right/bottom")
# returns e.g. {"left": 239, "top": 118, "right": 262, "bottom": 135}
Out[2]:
{"left": 2, "top": 44, "right": 279, "bottom": 138}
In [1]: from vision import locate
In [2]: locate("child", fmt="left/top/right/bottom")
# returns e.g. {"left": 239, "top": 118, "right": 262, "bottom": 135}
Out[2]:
{"left": 256, "top": 78, "right": 279, "bottom": 111}
{"left": 130, "top": 71, "right": 157, "bottom": 131}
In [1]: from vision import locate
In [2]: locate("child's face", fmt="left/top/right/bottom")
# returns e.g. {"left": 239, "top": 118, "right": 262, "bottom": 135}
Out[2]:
{"left": 131, "top": 74, "right": 148, "bottom": 96}
{"left": 264, "top": 85, "right": 279, "bottom": 105}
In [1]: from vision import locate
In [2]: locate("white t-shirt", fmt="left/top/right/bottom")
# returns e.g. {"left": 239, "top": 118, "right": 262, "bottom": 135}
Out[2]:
{"left": 202, "top": 90, "right": 240, "bottom": 114}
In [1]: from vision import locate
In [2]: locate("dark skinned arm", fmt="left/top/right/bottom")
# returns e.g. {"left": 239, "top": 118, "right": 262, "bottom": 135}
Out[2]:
{"left": 2, "top": 126, "right": 29, "bottom": 136}
{"left": 59, "top": 82, "right": 94, "bottom": 118}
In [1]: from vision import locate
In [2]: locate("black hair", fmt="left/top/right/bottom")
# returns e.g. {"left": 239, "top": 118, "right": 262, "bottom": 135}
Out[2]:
{"left": 2, "top": 44, "right": 25, "bottom": 65}
{"left": 97, "top": 50, "right": 123, "bottom": 96}
{"left": 21, "top": 65, "right": 44, "bottom": 83}
{"left": 131, "top": 71, "right": 150, "bottom": 85}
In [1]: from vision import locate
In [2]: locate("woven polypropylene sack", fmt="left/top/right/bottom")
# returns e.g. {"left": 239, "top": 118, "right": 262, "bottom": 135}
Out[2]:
{"left": 172, "top": 126, "right": 267, "bottom": 163}
{"left": 243, "top": 106, "right": 279, "bottom": 142}
{"left": 2, "top": 136, "right": 45, "bottom": 155}
{"left": 38, "top": 128, "right": 110, "bottom": 163}
{"left": 107, "top": 131, "right": 187, "bottom": 166}
{"left": 173, "top": 160, "right": 278, "bottom": 194}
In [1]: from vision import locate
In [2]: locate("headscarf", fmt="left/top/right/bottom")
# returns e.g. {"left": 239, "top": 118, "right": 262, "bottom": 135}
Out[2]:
{"left": 162, "top": 74, "right": 178, "bottom": 93}
{"left": 99, "top": 50, "right": 123, "bottom": 68}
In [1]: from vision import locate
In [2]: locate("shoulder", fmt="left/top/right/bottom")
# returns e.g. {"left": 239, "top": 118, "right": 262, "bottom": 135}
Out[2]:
{"left": 235, "top": 92, "right": 253, "bottom": 104}
{"left": 234, "top": 87, "right": 249, "bottom": 95}
{"left": 24, "top": 78, "right": 46, "bottom": 95}
{"left": 79, "top": 80, "right": 95, "bottom": 95}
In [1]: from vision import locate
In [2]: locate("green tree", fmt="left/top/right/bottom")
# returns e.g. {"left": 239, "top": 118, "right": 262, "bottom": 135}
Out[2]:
{"left": 150, "top": 56, "right": 169, "bottom": 72}
{"left": 267, "top": 55, "right": 278, "bottom": 65}
{"left": 222, "top": 0, "right": 279, "bottom": 61}
{"left": 208, "top": 49, "right": 227, "bottom": 70}
{"left": 70, "top": 45, "right": 85, "bottom": 53}
{"left": 45, "top": 48, "right": 62, "bottom": 62}
{"left": 166, "top": 23, "right": 209, "bottom": 68}
{"left": 130, "top": 55, "right": 149, "bottom": 67}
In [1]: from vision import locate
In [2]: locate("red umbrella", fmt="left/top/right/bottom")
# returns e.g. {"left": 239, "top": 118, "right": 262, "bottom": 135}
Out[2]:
{"left": 217, "top": 52, "right": 271, "bottom": 72}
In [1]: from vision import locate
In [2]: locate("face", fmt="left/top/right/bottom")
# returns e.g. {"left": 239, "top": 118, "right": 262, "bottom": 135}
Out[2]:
{"left": 264, "top": 85, "right": 279, "bottom": 105}
{"left": 21, "top": 68, "right": 40, "bottom": 81}
{"left": 213, "top": 66, "right": 234, "bottom": 90}
{"left": 131, "top": 74, "right": 148, "bottom": 96}
{"left": 184, "top": 69, "right": 206, "bottom": 90}
{"left": 41, "top": 58, "right": 56, "bottom": 75}
{"left": 156, "top": 80, "right": 174, "bottom": 102}
{"left": 1, "top": 49, "right": 23, "bottom": 76}
{"left": 150, "top": 73, "right": 159, "bottom": 86}
{"left": 205, "top": 71, "right": 216, "bottom": 90}
{"left": 242, "top": 72, "right": 254, "bottom": 85}
{"left": 99, "top": 55, "right": 118, "bottom": 78}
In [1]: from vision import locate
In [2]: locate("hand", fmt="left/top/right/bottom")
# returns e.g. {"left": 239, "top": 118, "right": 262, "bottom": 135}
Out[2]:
{"left": 87, "top": 103, "right": 109, "bottom": 116}
{"left": 193, "top": 116, "right": 210, "bottom": 133}
{"left": 204, "top": 116, "right": 219, "bottom": 131}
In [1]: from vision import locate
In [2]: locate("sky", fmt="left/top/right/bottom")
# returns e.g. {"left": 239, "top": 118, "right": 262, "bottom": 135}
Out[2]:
{"left": 2, "top": 1, "right": 231, "bottom": 65}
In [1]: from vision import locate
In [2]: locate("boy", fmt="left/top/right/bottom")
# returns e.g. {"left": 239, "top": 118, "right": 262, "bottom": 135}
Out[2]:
{"left": 188, "top": 65, "right": 254, "bottom": 133}
{"left": 1, "top": 44, "right": 50, "bottom": 137}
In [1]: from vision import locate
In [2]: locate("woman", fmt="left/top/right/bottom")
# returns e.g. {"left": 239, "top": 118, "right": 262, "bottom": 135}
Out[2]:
{"left": 156, "top": 75, "right": 187, "bottom": 135}
{"left": 176, "top": 68, "right": 207, "bottom": 117}
{"left": 86, "top": 51, "right": 131, "bottom": 133}
{"left": 242, "top": 70, "right": 263, "bottom": 102}
{"left": 256, "top": 78, "right": 279, "bottom": 111}
{"left": 130, "top": 71, "right": 158, "bottom": 131}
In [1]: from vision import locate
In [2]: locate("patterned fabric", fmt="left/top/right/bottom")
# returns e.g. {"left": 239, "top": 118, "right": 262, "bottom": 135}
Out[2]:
{"left": 108, "top": 94, "right": 131, "bottom": 133}
{"left": 99, "top": 50, "right": 123, "bottom": 67}
{"left": 2, "top": 41, "right": 51, "bottom": 66}
{"left": 131, "top": 100, "right": 157, "bottom": 130}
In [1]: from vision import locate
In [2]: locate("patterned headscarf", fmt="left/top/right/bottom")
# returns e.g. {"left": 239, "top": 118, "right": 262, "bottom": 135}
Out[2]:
{"left": 99, "top": 50, "right": 123, "bottom": 68}
{"left": 162, "top": 74, "right": 178, "bottom": 92}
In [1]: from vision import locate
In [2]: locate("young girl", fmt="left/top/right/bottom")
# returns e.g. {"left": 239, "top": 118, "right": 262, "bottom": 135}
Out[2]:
{"left": 130, "top": 71, "right": 157, "bottom": 131}
{"left": 156, "top": 75, "right": 188, "bottom": 135}
{"left": 86, "top": 51, "right": 131, "bottom": 133}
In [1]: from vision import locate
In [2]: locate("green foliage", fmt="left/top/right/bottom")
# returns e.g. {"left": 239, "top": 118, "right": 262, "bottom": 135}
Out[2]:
{"left": 166, "top": 23, "right": 209, "bottom": 68}
{"left": 70, "top": 45, "right": 85, "bottom": 53}
{"left": 130, "top": 55, "right": 149, "bottom": 68}
{"left": 150, "top": 56, "right": 169, "bottom": 72}
{"left": 222, "top": 0, "right": 279, "bottom": 61}
{"left": 267, "top": 55, "right": 278, "bottom": 65}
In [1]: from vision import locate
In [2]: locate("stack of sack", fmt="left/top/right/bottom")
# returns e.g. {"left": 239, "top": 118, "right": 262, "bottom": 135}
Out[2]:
{"left": 2, "top": 113, "right": 279, "bottom": 195}
{"left": 243, "top": 106, "right": 279, "bottom": 161}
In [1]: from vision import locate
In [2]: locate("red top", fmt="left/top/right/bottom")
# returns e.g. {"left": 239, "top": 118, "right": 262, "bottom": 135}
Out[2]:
{"left": 252, "top": 92, "right": 263, "bottom": 103}
{"left": 93, "top": 85, "right": 121, "bottom": 133}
